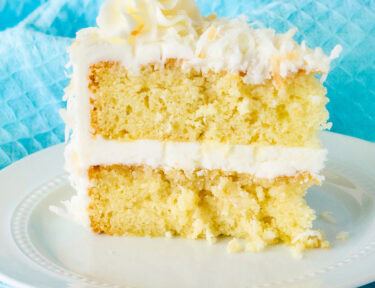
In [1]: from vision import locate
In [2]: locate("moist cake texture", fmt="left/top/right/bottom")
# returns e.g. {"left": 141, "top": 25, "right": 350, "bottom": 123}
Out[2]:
{"left": 89, "top": 61, "right": 328, "bottom": 147}
{"left": 88, "top": 165, "right": 322, "bottom": 249}
{"left": 59, "top": 0, "right": 341, "bottom": 251}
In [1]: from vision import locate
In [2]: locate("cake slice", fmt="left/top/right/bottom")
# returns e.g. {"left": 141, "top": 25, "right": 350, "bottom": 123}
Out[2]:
{"left": 61, "top": 0, "right": 341, "bottom": 250}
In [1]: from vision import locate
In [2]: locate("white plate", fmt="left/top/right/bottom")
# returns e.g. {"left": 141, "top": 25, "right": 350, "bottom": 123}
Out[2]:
{"left": 1, "top": 132, "right": 375, "bottom": 288}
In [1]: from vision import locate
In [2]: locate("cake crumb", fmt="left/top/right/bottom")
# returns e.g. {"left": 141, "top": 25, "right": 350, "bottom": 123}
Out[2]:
{"left": 290, "top": 247, "right": 304, "bottom": 259}
{"left": 206, "top": 229, "right": 217, "bottom": 245}
{"left": 321, "top": 239, "right": 330, "bottom": 249}
{"left": 336, "top": 231, "right": 349, "bottom": 241}
{"left": 227, "top": 239, "right": 244, "bottom": 253}
{"left": 245, "top": 240, "right": 266, "bottom": 252}
{"left": 207, "top": 235, "right": 217, "bottom": 245}
{"left": 320, "top": 211, "right": 336, "bottom": 224}
{"left": 263, "top": 229, "right": 277, "bottom": 241}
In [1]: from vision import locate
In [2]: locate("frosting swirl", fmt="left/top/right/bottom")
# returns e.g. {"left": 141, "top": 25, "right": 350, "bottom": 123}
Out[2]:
{"left": 96, "top": 0, "right": 202, "bottom": 41}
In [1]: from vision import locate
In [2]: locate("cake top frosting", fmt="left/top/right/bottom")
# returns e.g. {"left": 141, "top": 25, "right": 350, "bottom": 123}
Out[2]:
{"left": 71, "top": 0, "right": 342, "bottom": 84}
{"left": 97, "top": 0, "right": 202, "bottom": 39}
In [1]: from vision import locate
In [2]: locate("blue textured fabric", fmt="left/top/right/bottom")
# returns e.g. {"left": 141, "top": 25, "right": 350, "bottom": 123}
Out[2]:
{"left": 0, "top": 0, "right": 104, "bottom": 169}
{"left": 0, "top": 0, "right": 374, "bottom": 170}
{"left": 0, "top": 1, "right": 374, "bottom": 286}
{"left": 0, "top": 0, "right": 47, "bottom": 30}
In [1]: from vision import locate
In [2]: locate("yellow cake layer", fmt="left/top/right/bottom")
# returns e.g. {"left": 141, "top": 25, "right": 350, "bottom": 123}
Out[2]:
{"left": 88, "top": 165, "right": 328, "bottom": 249}
{"left": 89, "top": 61, "right": 329, "bottom": 147}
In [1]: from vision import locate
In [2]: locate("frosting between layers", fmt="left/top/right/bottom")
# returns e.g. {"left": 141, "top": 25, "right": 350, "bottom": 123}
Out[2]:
{"left": 67, "top": 138, "right": 327, "bottom": 180}
{"left": 69, "top": 0, "right": 342, "bottom": 85}
{"left": 62, "top": 137, "right": 326, "bottom": 228}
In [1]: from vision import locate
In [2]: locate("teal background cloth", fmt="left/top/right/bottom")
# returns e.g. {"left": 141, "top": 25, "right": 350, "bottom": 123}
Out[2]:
{"left": 0, "top": 0, "right": 374, "bottom": 170}
{"left": 0, "top": 0, "right": 374, "bottom": 287}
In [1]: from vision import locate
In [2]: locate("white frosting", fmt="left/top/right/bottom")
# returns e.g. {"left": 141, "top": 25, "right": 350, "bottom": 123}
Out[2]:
{"left": 59, "top": 0, "right": 337, "bottom": 227}
{"left": 96, "top": 0, "right": 202, "bottom": 38}
{"left": 63, "top": 138, "right": 326, "bottom": 228}
{"left": 69, "top": 0, "right": 342, "bottom": 85}
{"left": 67, "top": 138, "right": 327, "bottom": 179}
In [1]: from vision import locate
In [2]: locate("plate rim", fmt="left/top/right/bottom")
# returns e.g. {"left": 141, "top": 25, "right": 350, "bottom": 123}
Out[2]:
{"left": 0, "top": 131, "right": 375, "bottom": 288}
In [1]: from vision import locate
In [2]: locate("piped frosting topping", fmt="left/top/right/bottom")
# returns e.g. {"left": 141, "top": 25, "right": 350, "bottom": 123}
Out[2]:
{"left": 96, "top": 0, "right": 202, "bottom": 39}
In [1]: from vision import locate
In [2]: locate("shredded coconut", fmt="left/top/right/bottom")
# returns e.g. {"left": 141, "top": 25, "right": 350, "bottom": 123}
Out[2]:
{"left": 292, "top": 230, "right": 322, "bottom": 244}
